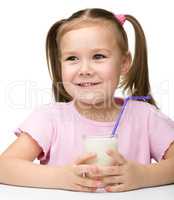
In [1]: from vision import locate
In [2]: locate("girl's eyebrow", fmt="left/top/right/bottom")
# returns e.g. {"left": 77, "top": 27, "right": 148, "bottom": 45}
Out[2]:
{"left": 62, "top": 48, "right": 111, "bottom": 55}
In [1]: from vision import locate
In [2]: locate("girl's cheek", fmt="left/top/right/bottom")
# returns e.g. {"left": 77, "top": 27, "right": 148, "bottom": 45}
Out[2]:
{"left": 62, "top": 68, "right": 77, "bottom": 80}
{"left": 64, "top": 65, "right": 80, "bottom": 74}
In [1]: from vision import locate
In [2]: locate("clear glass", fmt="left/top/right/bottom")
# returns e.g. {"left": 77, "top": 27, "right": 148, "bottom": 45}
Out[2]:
{"left": 83, "top": 135, "right": 118, "bottom": 166}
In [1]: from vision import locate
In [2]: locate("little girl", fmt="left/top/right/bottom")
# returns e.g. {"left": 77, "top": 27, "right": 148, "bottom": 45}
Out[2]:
{"left": 0, "top": 8, "right": 174, "bottom": 193}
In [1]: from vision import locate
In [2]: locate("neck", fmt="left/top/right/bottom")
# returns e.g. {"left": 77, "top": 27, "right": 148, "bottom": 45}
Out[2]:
{"left": 74, "top": 98, "right": 121, "bottom": 122}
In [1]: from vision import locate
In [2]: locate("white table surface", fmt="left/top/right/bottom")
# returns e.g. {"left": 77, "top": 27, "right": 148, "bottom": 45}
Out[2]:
{"left": 0, "top": 184, "right": 174, "bottom": 200}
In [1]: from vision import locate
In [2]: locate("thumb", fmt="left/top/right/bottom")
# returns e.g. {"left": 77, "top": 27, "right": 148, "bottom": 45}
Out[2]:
{"left": 74, "top": 152, "right": 97, "bottom": 165}
{"left": 107, "top": 149, "right": 126, "bottom": 165}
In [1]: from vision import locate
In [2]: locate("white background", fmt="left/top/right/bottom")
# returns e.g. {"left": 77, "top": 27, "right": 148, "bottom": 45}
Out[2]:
{"left": 0, "top": 0, "right": 174, "bottom": 153}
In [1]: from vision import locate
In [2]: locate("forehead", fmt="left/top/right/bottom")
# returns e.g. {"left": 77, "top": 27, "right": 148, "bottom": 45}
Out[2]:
{"left": 60, "top": 24, "right": 118, "bottom": 53}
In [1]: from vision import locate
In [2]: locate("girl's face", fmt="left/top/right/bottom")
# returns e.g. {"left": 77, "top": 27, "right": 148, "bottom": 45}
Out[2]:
{"left": 60, "top": 24, "right": 130, "bottom": 107}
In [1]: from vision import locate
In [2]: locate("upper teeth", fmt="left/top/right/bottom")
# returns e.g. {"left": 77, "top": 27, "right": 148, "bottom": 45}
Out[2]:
{"left": 78, "top": 82, "right": 96, "bottom": 86}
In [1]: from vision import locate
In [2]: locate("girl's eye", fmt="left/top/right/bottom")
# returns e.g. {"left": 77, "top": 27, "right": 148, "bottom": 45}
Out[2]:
{"left": 93, "top": 54, "right": 106, "bottom": 59}
{"left": 65, "top": 54, "right": 106, "bottom": 61}
{"left": 65, "top": 56, "right": 78, "bottom": 61}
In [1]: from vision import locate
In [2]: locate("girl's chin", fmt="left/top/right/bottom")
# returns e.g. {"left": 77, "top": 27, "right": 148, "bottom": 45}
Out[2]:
{"left": 75, "top": 96, "right": 107, "bottom": 108}
{"left": 73, "top": 92, "right": 115, "bottom": 108}
{"left": 78, "top": 99, "right": 103, "bottom": 106}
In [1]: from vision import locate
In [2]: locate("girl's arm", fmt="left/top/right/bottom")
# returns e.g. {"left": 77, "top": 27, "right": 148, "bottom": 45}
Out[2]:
{"left": 143, "top": 142, "right": 174, "bottom": 187}
{"left": 0, "top": 132, "right": 100, "bottom": 191}
{"left": 0, "top": 132, "right": 61, "bottom": 188}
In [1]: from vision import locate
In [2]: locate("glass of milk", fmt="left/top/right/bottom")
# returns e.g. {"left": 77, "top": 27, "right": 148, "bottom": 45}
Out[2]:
{"left": 83, "top": 135, "right": 117, "bottom": 166}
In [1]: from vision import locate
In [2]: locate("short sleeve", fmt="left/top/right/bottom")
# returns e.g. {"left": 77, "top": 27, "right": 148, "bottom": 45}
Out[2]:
{"left": 148, "top": 106, "right": 174, "bottom": 161}
{"left": 13, "top": 106, "right": 54, "bottom": 163}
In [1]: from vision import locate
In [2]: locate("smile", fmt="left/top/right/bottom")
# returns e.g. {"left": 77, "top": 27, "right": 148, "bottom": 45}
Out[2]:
{"left": 75, "top": 82, "right": 101, "bottom": 87}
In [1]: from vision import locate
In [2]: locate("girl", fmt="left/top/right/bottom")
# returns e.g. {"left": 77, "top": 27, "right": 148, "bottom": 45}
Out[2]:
{"left": 0, "top": 8, "right": 174, "bottom": 193}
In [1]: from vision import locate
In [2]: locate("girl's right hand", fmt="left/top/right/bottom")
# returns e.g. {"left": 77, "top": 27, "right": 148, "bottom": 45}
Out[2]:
{"left": 57, "top": 153, "right": 102, "bottom": 192}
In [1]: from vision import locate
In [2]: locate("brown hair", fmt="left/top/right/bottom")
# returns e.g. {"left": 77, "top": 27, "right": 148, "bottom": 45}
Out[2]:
{"left": 46, "top": 8, "right": 158, "bottom": 108}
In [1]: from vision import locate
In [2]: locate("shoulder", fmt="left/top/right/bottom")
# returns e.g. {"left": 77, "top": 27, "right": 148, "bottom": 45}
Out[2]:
{"left": 127, "top": 99, "right": 156, "bottom": 114}
{"left": 128, "top": 100, "right": 174, "bottom": 125}
{"left": 31, "top": 101, "right": 74, "bottom": 120}
{"left": 125, "top": 100, "right": 159, "bottom": 123}
{"left": 34, "top": 101, "right": 73, "bottom": 112}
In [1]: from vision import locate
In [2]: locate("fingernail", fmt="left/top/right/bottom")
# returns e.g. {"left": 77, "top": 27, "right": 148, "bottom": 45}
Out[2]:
{"left": 95, "top": 181, "right": 102, "bottom": 187}
{"left": 106, "top": 187, "right": 111, "bottom": 192}
{"left": 91, "top": 187, "right": 97, "bottom": 192}
{"left": 96, "top": 177, "right": 101, "bottom": 181}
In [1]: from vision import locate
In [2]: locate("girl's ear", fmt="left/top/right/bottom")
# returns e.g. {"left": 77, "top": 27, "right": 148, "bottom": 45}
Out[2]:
{"left": 120, "top": 51, "right": 132, "bottom": 75}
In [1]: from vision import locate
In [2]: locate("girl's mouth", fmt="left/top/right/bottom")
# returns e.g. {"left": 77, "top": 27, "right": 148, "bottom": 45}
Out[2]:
{"left": 75, "top": 82, "right": 101, "bottom": 87}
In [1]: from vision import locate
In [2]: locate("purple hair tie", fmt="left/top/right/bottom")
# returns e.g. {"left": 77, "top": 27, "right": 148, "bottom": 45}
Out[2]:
{"left": 115, "top": 14, "right": 126, "bottom": 26}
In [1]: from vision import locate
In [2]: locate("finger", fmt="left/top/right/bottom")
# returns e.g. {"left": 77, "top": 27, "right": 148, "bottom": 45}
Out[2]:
{"left": 105, "top": 183, "right": 125, "bottom": 192}
{"left": 76, "top": 176, "right": 103, "bottom": 188}
{"left": 74, "top": 153, "right": 97, "bottom": 165}
{"left": 102, "top": 175, "right": 123, "bottom": 185}
{"left": 107, "top": 149, "right": 126, "bottom": 165}
{"left": 73, "top": 163, "right": 123, "bottom": 179}
{"left": 75, "top": 184, "right": 97, "bottom": 192}
{"left": 96, "top": 165, "right": 122, "bottom": 177}
{"left": 73, "top": 164, "right": 99, "bottom": 177}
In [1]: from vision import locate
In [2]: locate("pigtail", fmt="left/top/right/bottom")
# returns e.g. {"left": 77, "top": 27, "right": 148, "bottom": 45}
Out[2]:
{"left": 120, "top": 15, "right": 158, "bottom": 108}
{"left": 46, "top": 19, "right": 72, "bottom": 102}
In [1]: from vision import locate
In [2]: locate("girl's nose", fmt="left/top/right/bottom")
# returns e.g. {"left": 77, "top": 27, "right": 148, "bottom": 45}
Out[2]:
{"left": 78, "top": 61, "right": 94, "bottom": 77}
{"left": 79, "top": 71, "right": 91, "bottom": 76}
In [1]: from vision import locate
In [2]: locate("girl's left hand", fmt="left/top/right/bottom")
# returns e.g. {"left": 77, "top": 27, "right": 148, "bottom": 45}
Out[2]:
{"left": 93, "top": 149, "right": 147, "bottom": 192}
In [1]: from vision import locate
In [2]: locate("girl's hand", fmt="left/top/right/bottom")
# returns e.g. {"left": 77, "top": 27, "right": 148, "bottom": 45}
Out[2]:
{"left": 57, "top": 153, "right": 102, "bottom": 192}
{"left": 90, "top": 149, "right": 147, "bottom": 192}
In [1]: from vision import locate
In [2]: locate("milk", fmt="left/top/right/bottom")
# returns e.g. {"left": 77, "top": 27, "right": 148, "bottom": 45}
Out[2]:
{"left": 84, "top": 136, "right": 117, "bottom": 166}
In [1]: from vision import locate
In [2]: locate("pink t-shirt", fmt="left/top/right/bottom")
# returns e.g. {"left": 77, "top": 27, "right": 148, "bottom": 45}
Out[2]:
{"left": 14, "top": 98, "right": 174, "bottom": 166}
